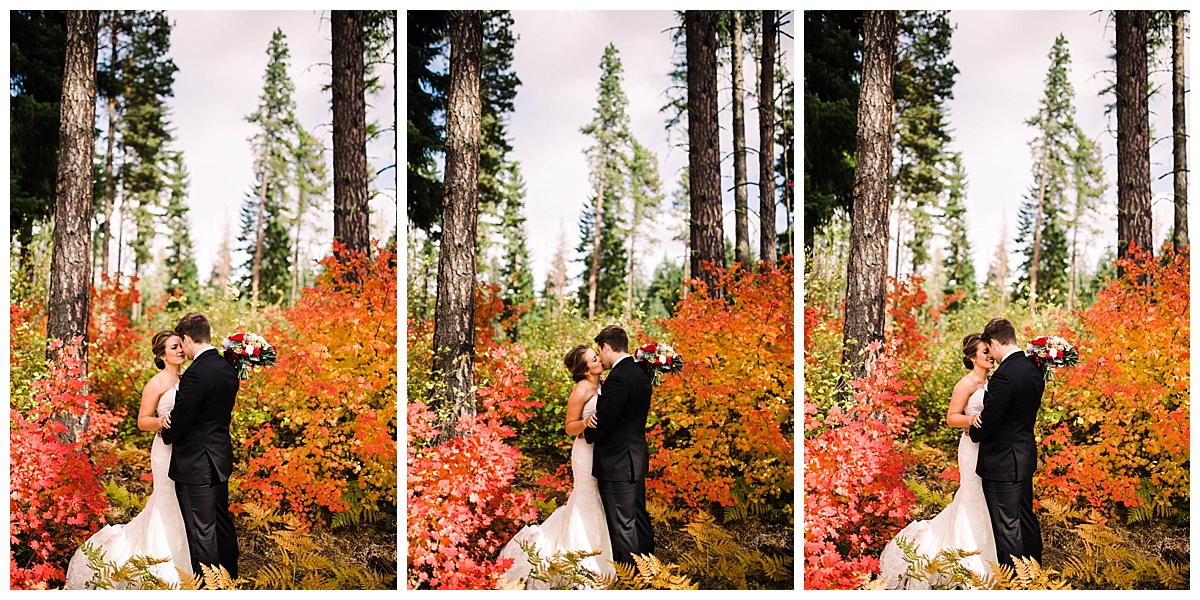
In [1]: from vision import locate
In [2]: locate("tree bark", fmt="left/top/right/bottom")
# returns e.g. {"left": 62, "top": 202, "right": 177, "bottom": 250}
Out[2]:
{"left": 252, "top": 167, "right": 267, "bottom": 302}
{"left": 759, "top": 10, "right": 778, "bottom": 267}
{"left": 431, "top": 10, "right": 482, "bottom": 443}
{"left": 47, "top": 10, "right": 99, "bottom": 443}
{"left": 731, "top": 10, "right": 750, "bottom": 266}
{"left": 1030, "top": 152, "right": 1048, "bottom": 307}
{"left": 1115, "top": 10, "right": 1153, "bottom": 272}
{"left": 687, "top": 10, "right": 725, "bottom": 292}
{"left": 1172, "top": 10, "right": 1188, "bottom": 253}
{"left": 333, "top": 10, "right": 371, "bottom": 261}
{"left": 588, "top": 175, "right": 603, "bottom": 320}
{"left": 842, "top": 10, "right": 896, "bottom": 379}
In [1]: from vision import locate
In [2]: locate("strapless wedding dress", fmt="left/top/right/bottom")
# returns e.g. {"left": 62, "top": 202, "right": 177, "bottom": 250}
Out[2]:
{"left": 64, "top": 386, "right": 192, "bottom": 589}
{"left": 498, "top": 394, "right": 614, "bottom": 588}
{"left": 877, "top": 387, "right": 996, "bottom": 589}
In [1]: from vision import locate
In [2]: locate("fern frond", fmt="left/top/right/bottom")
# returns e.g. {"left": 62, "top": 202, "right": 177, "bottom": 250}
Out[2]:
{"left": 176, "top": 568, "right": 203, "bottom": 590}
{"left": 199, "top": 563, "right": 244, "bottom": 590}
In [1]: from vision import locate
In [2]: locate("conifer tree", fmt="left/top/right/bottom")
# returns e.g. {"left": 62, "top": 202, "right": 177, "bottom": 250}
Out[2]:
{"left": 579, "top": 43, "right": 632, "bottom": 318}
{"left": 1066, "top": 128, "right": 1106, "bottom": 311}
{"left": 625, "top": 139, "right": 664, "bottom": 317}
{"left": 498, "top": 161, "right": 534, "bottom": 337}
{"left": 210, "top": 219, "right": 234, "bottom": 293}
{"left": 291, "top": 125, "right": 330, "bottom": 300}
{"left": 1016, "top": 34, "right": 1076, "bottom": 306}
{"left": 161, "top": 151, "right": 198, "bottom": 299}
{"left": 542, "top": 224, "right": 570, "bottom": 316}
{"left": 242, "top": 28, "right": 296, "bottom": 303}
{"left": 940, "top": 153, "right": 975, "bottom": 307}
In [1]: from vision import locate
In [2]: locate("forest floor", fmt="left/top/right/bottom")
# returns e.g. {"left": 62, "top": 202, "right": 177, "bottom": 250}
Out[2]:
{"left": 98, "top": 439, "right": 397, "bottom": 590}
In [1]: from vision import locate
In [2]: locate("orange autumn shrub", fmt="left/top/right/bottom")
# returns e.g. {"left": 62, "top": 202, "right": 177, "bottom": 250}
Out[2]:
{"left": 648, "top": 259, "right": 794, "bottom": 512}
{"left": 235, "top": 242, "right": 397, "bottom": 529}
{"left": 1038, "top": 246, "right": 1190, "bottom": 511}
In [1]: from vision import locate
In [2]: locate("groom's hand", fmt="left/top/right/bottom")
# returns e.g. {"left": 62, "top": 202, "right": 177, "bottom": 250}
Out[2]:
{"left": 585, "top": 414, "right": 598, "bottom": 429}
{"left": 971, "top": 414, "right": 983, "bottom": 429}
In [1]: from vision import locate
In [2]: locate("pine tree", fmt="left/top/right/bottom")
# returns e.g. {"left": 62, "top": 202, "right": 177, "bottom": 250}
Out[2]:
{"left": 775, "top": 50, "right": 796, "bottom": 258}
{"left": 985, "top": 218, "right": 1011, "bottom": 309}
{"left": 641, "top": 257, "right": 685, "bottom": 319}
{"left": 161, "top": 151, "right": 198, "bottom": 299}
{"left": 497, "top": 161, "right": 534, "bottom": 338}
{"left": 1115, "top": 11, "right": 1153, "bottom": 270}
{"left": 893, "top": 10, "right": 957, "bottom": 278}
{"left": 940, "top": 153, "right": 975, "bottom": 308}
{"left": 1066, "top": 128, "right": 1106, "bottom": 311}
{"left": 209, "top": 219, "right": 234, "bottom": 293}
{"left": 579, "top": 42, "right": 632, "bottom": 318}
{"left": 331, "top": 10, "right": 370, "bottom": 260}
{"left": 242, "top": 28, "right": 296, "bottom": 303}
{"left": 1015, "top": 34, "right": 1076, "bottom": 306}
{"left": 542, "top": 223, "right": 570, "bottom": 316}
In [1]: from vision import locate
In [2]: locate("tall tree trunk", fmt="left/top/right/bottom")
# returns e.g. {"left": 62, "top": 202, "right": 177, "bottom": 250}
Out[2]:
{"left": 687, "top": 10, "right": 725, "bottom": 291}
{"left": 100, "top": 21, "right": 119, "bottom": 282}
{"left": 758, "top": 10, "right": 778, "bottom": 267}
{"left": 252, "top": 169, "right": 267, "bottom": 302}
{"left": 333, "top": 10, "right": 371, "bottom": 262}
{"left": 1115, "top": 10, "right": 1153, "bottom": 274}
{"left": 842, "top": 10, "right": 896, "bottom": 379}
{"left": 1172, "top": 10, "right": 1188, "bottom": 253}
{"left": 47, "top": 10, "right": 99, "bottom": 443}
{"left": 731, "top": 10, "right": 750, "bottom": 266}
{"left": 1030, "top": 152, "right": 1048, "bottom": 308}
{"left": 431, "top": 10, "right": 482, "bottom": 443}
{"left": 588, "top": 175, "right": 603, "bottom": 319}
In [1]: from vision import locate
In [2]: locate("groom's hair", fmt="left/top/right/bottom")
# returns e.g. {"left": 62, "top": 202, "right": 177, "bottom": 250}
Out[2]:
{"left": 594, "top": 325, "right": 629, "bottom": 353}
{"left": 175, "top": 312, "right": 212, "bottom": 344}
{"left": 981, "top": 317, "right": 1017, "bottom": 346}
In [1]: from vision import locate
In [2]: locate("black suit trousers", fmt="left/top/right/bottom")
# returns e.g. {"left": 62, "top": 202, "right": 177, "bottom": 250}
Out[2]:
{"left": 175, "top": 460, "right": 239, "bottom": 579}
{"left": 981, "top": 477, "right": 1042, "bottom": 567}
{"left": 597, "top": 478, "right": 655, "bottom": 566}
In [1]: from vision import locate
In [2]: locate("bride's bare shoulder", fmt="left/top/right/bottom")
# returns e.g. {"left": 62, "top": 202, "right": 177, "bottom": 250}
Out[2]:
{"left": 142, "top": 371, "right": 173, "bottom": 396}
{"left": 571, "top": 379, "right": 598, "bottom": 400}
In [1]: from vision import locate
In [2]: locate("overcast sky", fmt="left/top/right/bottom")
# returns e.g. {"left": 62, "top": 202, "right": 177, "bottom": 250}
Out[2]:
{"left": 156, "top": 10, "right": 395, "bottom": 278}
{"left": 933, "top": 10, "right": 1184, "bottom": 283}
{"left": 505, "top": 10, "right": 795, "bottom": 286}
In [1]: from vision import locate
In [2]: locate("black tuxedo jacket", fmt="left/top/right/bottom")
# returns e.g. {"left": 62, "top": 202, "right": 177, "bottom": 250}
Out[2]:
{"left": 969, "top": 349, "right": 1044, "bottom": 481}
{"left": 162, "top": 347, "right": 240, "bottom": 485}
{"left": 584, "top": 356, "right": 652, "bottom": 482}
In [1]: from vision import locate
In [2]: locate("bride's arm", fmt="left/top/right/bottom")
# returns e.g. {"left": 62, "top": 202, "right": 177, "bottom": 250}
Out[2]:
{"left": 945, "top": 379, "right": 974, "bottom": 429}
{"left": 137, "top": 378, "right": 169, "bottom": 432}
{"left": 563, "top": 383, "right": 595, "bottom": 437}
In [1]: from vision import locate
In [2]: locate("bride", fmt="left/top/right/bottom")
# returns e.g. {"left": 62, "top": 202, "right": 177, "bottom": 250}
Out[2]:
{"left": 497, "top": 344, "right": 614, "bottom": 588}
{"left": 65, "top": 330, "right": 193, "bottom": 589}
{"left": 877, "top": 333, "right": 999, "bottom": 589}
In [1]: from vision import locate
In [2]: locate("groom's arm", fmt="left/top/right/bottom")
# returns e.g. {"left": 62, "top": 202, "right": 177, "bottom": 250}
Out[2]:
{"left": 969, "top": 367, "right": 1012, "bottom": 443}
{"left": 584, "top": 373, "right": 628, "bottom": 444}
{"left": 161, "top": 366, "right": 201, "bottom": 445}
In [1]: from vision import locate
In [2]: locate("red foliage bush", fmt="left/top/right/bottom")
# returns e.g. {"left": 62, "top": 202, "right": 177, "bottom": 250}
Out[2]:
{"left": 88, "top": 274, "right": 155, "bottom": 425}
{"left": 1037, "top": 246, "right": 1190, "bottom": 510}
{"left": 234, "top": 242, "right": 397, "bottom": 529}
{"left": 10, "top": 337, "right": 120, "bottom": 589}
{"left": 647, "top": 259, "right": 795, "bottom": 511}
{"left": 804, "top": 338, "right": 916, "bottom": 590}
{"left": 406, "top": 343, "right": 541, "bottom": 589}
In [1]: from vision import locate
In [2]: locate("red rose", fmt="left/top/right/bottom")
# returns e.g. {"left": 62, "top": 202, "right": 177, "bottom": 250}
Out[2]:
{"left": 1031, "top": 337, "right": 1048, "bottom": 346}
{"left": 640, "top": 343, "right": 657, "bottom": 353}
{"left": 230, "top": 333, "right": 245, "bottom": 343}
{"left": 253, "top": 346, "right": 260, "bottom": 356}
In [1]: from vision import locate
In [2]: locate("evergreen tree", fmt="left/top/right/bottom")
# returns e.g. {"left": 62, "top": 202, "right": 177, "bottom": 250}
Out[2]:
{"left": 940, "top": 153, "right": 975, "bottom": 307}
{"left": 242, "top": 28, "right": 296, "bottom": 303}
{"left": 209, "top": 219, "right": 234, "bottom": 292}
{"left": 803, "top": 10, "right": 861, "bottom": 255}
{"left": 985, "top": 218, "right": 1011, "bottom": 308}
{"left": 161, "top": 151, "right": 198, "bottom": 299}
{"left": 579, "top": 42, "right": 632, "bottom": 318}
{"left": 1066, "top": 128, "right": 1106, "bottom": 311}
{"left": 775, "top": 63, "right": 796, "bottom": 258}
{"left": 641, "top": 257, "right": 685, "bottom": 319}
{"left": 894, "top": 10, "right": 957, "bottom": 277}
{"left": 10, "top": 10, "right": 66, "bottom": 273}
{"left": 497, "top": 162, "right": 534, "bottom": 337}
{"left": 1015, "top": 34, "right": 1076, "bottom": 306}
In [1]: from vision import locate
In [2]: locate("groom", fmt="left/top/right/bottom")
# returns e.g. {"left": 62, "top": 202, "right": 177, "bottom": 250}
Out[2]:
{"left": 969, "top": 317, "right": 1044, "bottom": 568}
{"left": 162, "top": 312, "right": 240, "bottom": 578}
{"left": 584, "top": 325, "right": 655, "bottom": 566}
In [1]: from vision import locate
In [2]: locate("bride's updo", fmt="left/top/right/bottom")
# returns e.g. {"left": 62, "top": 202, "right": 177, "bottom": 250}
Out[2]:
{"left": 151, "top": 329, "right": 179, "bottom": 370}
{"left": 563, "top": 345, "right": 591, "bottom": 382}
{"left": 961, "top": 333, "right": 984, "bottom": 370}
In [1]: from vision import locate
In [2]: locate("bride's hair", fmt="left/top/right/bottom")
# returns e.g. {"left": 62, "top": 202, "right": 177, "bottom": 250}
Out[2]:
{"left": 961, "top": 333, "right": 984, "bottom": 370}
{"left": 564, "top": 345, "right": 592, "bottom": 382}
{"left": 152, "top": 329, "right": 180, "bottom": 370}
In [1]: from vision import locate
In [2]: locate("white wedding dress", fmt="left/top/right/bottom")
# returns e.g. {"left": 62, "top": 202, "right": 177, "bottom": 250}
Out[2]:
{"left": 877, "top": 388, "right": 996, "bottom": 589}
{"left": 65, "top": 386, "right": 192, "bottom": 589}
{"left": 498, "top": 394, "right": 614, "bottom": 588}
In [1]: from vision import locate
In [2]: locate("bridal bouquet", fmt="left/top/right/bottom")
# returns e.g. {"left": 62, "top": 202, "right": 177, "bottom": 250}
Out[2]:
{"left": 220, "top": 332, "right": 277, "bottom": 380}
{"left": 634, "top": 342, "right": 683, "bottom": 387}
{"left": 1025, "top": 335, "right": 1078, "bottom": 381}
